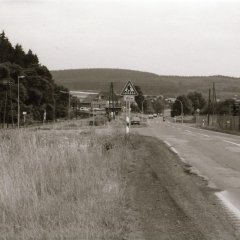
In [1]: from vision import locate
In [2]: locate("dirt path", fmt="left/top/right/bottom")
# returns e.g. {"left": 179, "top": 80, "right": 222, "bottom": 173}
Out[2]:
{"left": 123, "top": 135, "right": 240, "bottom": 240}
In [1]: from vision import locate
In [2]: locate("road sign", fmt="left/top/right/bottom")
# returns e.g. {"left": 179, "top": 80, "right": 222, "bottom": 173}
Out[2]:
{"left": 121, "top": 81, "right": 138, "bottom": 96}
{"left": 22, "top": 111, "right": 27, "bottom": 115}
{"left": 124, "top": 95, "right": 135, "bottom": 102}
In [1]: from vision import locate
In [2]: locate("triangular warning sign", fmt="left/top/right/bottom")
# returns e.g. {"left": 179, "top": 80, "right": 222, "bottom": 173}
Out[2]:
{"left": 121, "top": 81, "right": 138, "bottom": 96}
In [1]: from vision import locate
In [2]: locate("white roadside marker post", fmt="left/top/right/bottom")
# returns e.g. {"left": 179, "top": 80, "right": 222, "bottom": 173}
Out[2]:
{"left": 121, "top": 81, "right": 138, "bottom": 135}
{"left": 125, "top": 99, "right": 130, "bottom": 134}
{"left": 128, "top": 100, "right": 131, "bottom": 133}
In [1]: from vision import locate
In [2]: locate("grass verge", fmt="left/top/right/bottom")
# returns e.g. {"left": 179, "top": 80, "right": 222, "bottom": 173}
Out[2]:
{"left": 0, "top": 128, "right": 130, "bottom": 240}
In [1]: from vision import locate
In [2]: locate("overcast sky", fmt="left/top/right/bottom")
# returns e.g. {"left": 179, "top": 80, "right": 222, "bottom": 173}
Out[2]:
{"left": 1, "top": 0, "right": 240, "bottom": 76}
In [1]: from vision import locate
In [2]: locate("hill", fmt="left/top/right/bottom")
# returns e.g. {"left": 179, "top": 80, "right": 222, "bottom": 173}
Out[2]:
{"left": 51, "top": 68, "right": 240, "bottom": 99}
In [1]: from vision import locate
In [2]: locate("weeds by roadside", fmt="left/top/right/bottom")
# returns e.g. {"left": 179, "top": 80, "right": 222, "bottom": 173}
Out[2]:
{"left": 0, "top": 128, "right": 130, "bottom": 240}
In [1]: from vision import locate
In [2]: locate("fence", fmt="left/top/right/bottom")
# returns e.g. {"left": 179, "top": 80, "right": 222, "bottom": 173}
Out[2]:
{"left": 196, "top": 115, "right": 240, "bottom": 132}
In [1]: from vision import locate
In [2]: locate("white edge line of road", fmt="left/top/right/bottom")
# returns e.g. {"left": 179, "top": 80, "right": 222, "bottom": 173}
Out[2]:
{"left": 163, "top": 141, "right": 178, "bottom": 154}
{"left": 215, "top": 191, "right": 240, "bottom": 221}
{"left": 224, "top": 140, "right": 240, "bottom": 147}
{"left": 163, "top": 140, "right": 172, "bottom": 147}
{"left": 163, "top": 140, "right": 217, "bottom": 188}
{"left": 163, "top": 141, "right": 185, "bottom": 162}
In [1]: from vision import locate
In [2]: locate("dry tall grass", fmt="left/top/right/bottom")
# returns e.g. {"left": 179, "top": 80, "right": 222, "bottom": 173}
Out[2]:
{"left": 0, "top": 128, "right": 129, "bottom": 239}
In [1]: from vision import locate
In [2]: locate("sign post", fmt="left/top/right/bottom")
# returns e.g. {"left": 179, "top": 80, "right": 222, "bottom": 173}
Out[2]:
{"left": 22, "top": 111, "right": 27, "bottom": 125}
{"left": 121, "top": 81, "right": 138, "bottom": 134}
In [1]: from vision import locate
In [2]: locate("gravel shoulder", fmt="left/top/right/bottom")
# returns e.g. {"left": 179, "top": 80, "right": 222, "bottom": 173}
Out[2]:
{"left": 123, "top": 134, "right": 239, "bottom": 240}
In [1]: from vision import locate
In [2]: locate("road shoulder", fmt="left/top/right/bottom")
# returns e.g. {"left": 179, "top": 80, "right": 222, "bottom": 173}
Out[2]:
{"left": 123, "top": 134, "right": 239, "bottom": 240}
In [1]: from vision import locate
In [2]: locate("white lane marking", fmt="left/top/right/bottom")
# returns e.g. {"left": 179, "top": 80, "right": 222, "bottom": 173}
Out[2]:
{"left": 189, "top": 126, "right": 203, "bottom": 131}
{"left": 185, "top": 130, "right": 192, "bottom": 133}
{"left": 216, "top": 191, "right": 240, "bottom": 221}
{"left": 180, "top": 157, "right": 187, "bottom": 163}
{"left": 197, "top": 133, "right": 210, "bottom": 138}
{"left": 224, "top": 140, "right": 240, "bottom": 147}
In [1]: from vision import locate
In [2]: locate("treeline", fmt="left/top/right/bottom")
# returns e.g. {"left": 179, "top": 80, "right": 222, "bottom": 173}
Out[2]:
{"left": 131, "top": 86, "right": 239, "bottom": 117}
{"left": 0, "top": 31, "right": 70, "bottom": 126}
{"left": 171, "top": 92, "right": 238, "bottom": 117}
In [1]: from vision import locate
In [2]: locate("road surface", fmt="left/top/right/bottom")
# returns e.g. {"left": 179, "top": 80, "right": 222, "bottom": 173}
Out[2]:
{"left": 135, "top": 117, "right": 240, "bottom": 223}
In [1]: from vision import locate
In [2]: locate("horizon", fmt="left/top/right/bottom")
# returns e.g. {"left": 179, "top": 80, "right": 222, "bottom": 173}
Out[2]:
{"left": 51, "top": 67, "right": 240, "bottom": 79}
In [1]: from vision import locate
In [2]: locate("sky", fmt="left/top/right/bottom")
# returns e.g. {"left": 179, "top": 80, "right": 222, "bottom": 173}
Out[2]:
{"left": 1, "top": 0, "right": 240, "bottom": 76}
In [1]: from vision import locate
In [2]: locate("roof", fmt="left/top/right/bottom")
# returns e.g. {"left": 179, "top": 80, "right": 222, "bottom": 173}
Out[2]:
{"left": 81, "top": 91, "right": 120, "bottom": 104}
{"left": 81, "top": 94, "right": 99, "bottom": 103}
{"left": 98, "top": 91, "right": 118, "bottom": 100}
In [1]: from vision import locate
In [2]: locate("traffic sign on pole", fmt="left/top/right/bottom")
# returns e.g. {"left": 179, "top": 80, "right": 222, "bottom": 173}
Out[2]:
{"left": 121, "top": 81, "right": 138, "bottom": 96}
{"left": 121, "top": 81, "right": 138, "bottom": 134}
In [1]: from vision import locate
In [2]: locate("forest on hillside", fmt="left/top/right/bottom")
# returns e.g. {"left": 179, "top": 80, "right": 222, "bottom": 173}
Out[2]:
{"left": 0, "top": 31, "right": 70, "bottom": 126}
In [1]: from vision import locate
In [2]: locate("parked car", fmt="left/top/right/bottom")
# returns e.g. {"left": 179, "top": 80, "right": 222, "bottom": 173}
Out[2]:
{"left": 148, "top": 114, "right": 154, "bottom": 119}
{"left": 153, "top": 113, "right": 157, "bottom": 117}
{"left": 131, "top": 116, "right": 141, "bottom": 125}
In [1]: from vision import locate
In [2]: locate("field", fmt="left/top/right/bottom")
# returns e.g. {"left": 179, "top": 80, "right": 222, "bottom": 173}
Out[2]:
{"left": 51, "top": 68, "right": 240, "bottom": 99}
{"left": 0, "top": 123, "right": 130, "bottom": 239}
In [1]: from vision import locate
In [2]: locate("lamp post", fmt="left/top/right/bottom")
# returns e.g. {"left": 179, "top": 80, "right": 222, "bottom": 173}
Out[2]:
{"left": 60, "top": 91, "right": 71, "bottom": 120}
{"left": 175, "top": 99, "right": 183, "bottom": 124}
{"left": 18, "top": 75, "right": 25, "bottom": 129}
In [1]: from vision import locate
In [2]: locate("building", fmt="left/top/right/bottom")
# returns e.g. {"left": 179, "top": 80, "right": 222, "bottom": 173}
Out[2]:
{"left": 80, "top": 92, "right": 122, "bottom": 114}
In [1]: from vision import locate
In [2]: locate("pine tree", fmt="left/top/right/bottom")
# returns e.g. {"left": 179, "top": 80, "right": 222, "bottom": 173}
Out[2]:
{"left": 0, "top": 31, "right": 14, "bottom": 63}
{"left": 24, "top": 49, "right": 39, "bottom": 67}
{"left": 13, "top": 44, "right": 26, "bottom": 67}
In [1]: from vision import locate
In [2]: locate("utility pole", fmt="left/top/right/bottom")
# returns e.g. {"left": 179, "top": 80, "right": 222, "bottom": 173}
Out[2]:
{"left": 212, "top": 82, "right": 216, "bottom": 116}
{"left": 207, "top": 88, "right": 211, "bottom": 126}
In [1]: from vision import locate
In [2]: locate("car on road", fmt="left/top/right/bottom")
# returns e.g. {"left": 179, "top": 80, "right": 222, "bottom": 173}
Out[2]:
{"left": 153, "top": 113, "right": 157, "bottom": 117}
{"left": 80, "top": 107, "right": 89, "bottom": 111}
{"left": 131, "top": 116, "right": 141, "bottom": 125}
{"left": 148, "top": 114, "right": 154, "bottom": 119}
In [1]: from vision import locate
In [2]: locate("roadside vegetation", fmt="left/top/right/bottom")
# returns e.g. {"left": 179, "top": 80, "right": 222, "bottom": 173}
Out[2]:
{"left": 0, "top": 126, "right": 130, "bottom": 239}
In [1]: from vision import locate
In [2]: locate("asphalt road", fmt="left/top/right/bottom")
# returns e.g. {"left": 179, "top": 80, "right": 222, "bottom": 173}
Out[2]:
{"left": 135, "top": 117, "right": 240, "bottom": 222}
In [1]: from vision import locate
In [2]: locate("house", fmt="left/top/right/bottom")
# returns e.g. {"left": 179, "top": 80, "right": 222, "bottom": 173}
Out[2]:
{"left": 80, "top": 92, "right": 122, "bottom": 114}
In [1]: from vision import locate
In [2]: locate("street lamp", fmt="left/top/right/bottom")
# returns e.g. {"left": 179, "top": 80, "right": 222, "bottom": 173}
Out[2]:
{"left": 60, "top": 90, "right": 71, "bottom": 120}
{"left": 18, "top": 75, "right": 25, "bottom": 129}
{"left": 175, "top": 99, "right": 183, "bottom": 124}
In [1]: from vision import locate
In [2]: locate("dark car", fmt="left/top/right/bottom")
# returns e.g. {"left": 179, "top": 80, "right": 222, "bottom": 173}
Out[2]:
{"left": 131, "top": 116, "right": 141, "bottom": 125}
